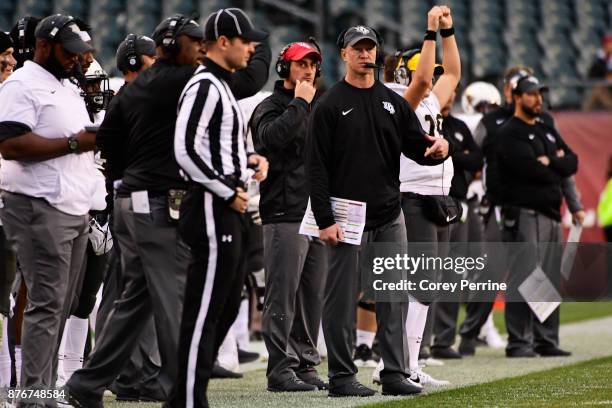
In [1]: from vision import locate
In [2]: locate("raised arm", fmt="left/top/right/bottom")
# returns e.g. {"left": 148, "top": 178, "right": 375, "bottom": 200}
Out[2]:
{"left": 432, "top": 6, "right": 461, "bottom": 108}
{"left": 403, "top": 6, "right": 442, "bottom": 109}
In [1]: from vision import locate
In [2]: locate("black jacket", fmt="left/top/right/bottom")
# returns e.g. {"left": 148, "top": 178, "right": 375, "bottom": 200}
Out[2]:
{"left": 498, "top": 117, "right": 578, "bottom": 221}
{"left": 480, "top": 105, "right": 555, "bottom": 204}
{"left": 442, "top": 114, "right": 483, "bottom": 200}
{"left": 251, "top": 81, "right": 313, "bottom": 223}
{"left": 96, "top": 42, "right": 271, "bottom": 196}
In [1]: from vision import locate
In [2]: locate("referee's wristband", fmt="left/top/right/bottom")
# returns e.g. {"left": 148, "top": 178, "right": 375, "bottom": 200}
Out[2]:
{"left": 424, "top": 30, "right": 436, "bottom": 41}
{"left": 440, "top": 27, "right": 455, "bottom": 37}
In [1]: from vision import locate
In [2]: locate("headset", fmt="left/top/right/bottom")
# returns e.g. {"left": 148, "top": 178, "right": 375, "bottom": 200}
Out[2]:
{"left": 124, "top": 33, "right": 142, "bottom": 72}
{"left": 336, "top": 25, "right": 384, "bottom": 64}
{"left": 47, "top": 14, "right": 76, "bottom": 41}
{"left": 393, "top": 48, "right": 419, "bottom": 85}
{"left": 161, "top": 14, "right": 187, "bottom": 54}
{"left": 17, "top": 18, "right": 28, "bottom": 55}
{"left": 275, "top": 37, "right": 322, "bottom": 79}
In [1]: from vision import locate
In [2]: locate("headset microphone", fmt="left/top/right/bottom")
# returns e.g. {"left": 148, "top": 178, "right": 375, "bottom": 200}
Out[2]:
{"left": 363, "top": 62, "right": 383, "bottom": 69}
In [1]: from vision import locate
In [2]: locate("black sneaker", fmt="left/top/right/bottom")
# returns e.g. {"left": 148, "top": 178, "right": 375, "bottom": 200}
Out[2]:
{"left": 238, "top": 348, "right": 260, "bottom": 364}
{"left": 431, "top": 346, "right": 462, "bottom": 359}
{"left": 381, "top": 378, "right": 423, "bottom": 396}
{"left": 267, "top": 376, "right": 318, "bottom": 392}
{"left": 329, "top": 380, "right": 376, "bottom": 397}
{"left": 297, "top": 373, "right": 329, "bottom": 390}
{"left": 63, "top": 385, "right": 104, "bottom": 408}
{"left": 458, "top": 337, "right": 476, "bottom": 356}
{"left": 534, "top": 346, "right": 572, "bottom": 357}
{"left": 353, "top": 344, "right": 378, "bottom": 368}
{"left": 211, "top": 364, "right": 243, "bottom": 379}
{"left": 506, "top": 348, "right": 537, "bottom": 358}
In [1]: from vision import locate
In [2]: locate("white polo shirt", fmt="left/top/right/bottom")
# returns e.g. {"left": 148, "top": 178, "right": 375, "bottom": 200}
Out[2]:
{"left": 0, "top": 61, "right": 100, "bottom": 216}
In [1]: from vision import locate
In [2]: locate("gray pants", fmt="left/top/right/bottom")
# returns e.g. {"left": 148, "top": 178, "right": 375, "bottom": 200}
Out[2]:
{"left": 401, "top": 195, "right": 450, "bottom": 354}
{"left": 459, "top": 208, "right": 506, "bottom": 340}
{"left": 95, "top": 241, "right": 161, "bottom": 396}
{"left": 262, "top": 223, "right": 327, "bottom": 385}
{"left": 67, "top": 195, "right": 189, "bottom": 399}
{"left": 324, "top": 212, "right": 408, "bottom": 386}
{"left": 504, "top": 209, "right": 561, "bottom": 353}
{"left": 0, "top": 192, "right": 88, "bottom": 407}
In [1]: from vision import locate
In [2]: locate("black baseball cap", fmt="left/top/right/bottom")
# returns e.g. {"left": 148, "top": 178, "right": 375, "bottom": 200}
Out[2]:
{"left": 34, "top": 14, "right": 92, "bottom": 54}
{"left": 513, "top": 75, "right": 548, "bottom": 95}
{"left": 152, "top": 15, "right": 204, "bottom": 46}
{"left": 203, "top": 8, "right": 268, "bottom": 42}
{"left": 116, "top": 34, "right": 156, "bottom": 72}
{"left": 0, "top": 32, "right": 12, "bottom": 54}
{"left": 339, "top": 25, "right": 379, "bottom": 48}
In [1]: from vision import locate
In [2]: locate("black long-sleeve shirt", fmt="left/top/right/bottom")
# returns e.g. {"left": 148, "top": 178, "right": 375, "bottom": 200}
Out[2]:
{"left": 498, "top": 116, "right": 578, "bottom": 221}
{"left": 306, "top": 79, "right": 446, "bottom": 231}
{"left": 174, "top": 58, "right": 247, "bottom": 201}
{"left": 442, "top": 114, "right": 483, "bottom": 200}
{"left": 96, "top": 43, "right": 271, "bottom": 196}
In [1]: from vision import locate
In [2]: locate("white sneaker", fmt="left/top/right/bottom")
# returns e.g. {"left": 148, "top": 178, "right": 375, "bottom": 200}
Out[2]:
{"left": 353, "top": 344, "right": 378, "bottom": 368}
{"left": 478, "top": 314, "right": 506, "bottom": 349}
{"left": 482, "top": 326, "right": 506, "bottom": 349}
{"left": 418, "top": 357, "right": 445, "bottom": 367}
{"left": 409, "top": 369, "right": 450, "bottom": 388}
{"left": 372, "top": 359, "right": 383, "bottom": 385}
{"left": 372, "top": 361, "right": 423, "bottom": 391}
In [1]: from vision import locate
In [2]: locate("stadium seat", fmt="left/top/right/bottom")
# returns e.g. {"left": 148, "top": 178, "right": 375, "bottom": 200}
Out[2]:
{"left": 15, "top": 0, "right": 52, "bottom": 18}
{"left": 0, "top": 0, "right": 14, "bottom": 15}
{"left": 89, "top": 0, "right": 123, "bottom": 13}
{"left": 163, "top": 0, "right": 197, "bottom": 17}
{"left": 54, "top": 0, "right": 88, "bottom": 19}
{"left": 329, "top": 0, "right": 363, "bottom": 18}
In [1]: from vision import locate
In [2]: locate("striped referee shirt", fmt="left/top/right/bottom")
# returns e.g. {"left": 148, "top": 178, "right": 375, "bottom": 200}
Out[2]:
{"left": 175, "top": 58, "right": 248, "bottom": 201}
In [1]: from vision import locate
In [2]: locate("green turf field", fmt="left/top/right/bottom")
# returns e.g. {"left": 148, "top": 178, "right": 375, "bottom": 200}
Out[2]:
{"left": 365, "top": 355, "right": 612, "bottom": 408}
{"left": 465, "top": 301, "right": 612, "bottom": 333}
{"left": 101, "top": 305, "right": 612, "bottom": 408}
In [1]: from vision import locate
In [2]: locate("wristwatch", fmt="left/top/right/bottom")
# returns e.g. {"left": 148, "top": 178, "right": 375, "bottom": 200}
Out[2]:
{"left": 68, "top": 136, "right": 79, "bottom": 153}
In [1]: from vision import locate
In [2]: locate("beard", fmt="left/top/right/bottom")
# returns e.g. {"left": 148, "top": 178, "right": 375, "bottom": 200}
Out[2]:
{"left": 42, "top": 48, "right": 72, "bottom": 80}
{"left": 522, "top": 103, "right": 541, "bottom": 119}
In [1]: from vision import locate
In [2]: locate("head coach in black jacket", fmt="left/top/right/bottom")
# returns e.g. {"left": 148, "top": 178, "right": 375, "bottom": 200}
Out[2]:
{"left": 250, "top": 41, "right": 329, "bottom": 392}
{"left": 498, "top": 75, "right": 577, "bottom": 359}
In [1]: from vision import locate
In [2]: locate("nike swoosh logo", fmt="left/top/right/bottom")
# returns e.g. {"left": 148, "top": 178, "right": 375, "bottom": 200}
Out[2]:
{"left": 496, "top": 119, "right": 504, "bottom": 125}
{"left": 342, "top": 108, "right": 354, "bottom": 116}
{"left": 446, "top": 214, "right": 456, "bottom": 222}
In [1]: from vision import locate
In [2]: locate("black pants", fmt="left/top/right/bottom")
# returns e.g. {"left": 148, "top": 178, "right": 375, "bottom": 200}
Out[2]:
{"left": 67, "top": 195, "right": 189, "bottom": 401}
{"left": 171, "top": 190, "right": 248, "bottom": 408}
{"left": 401, "top": 195, "right": 450, "bottom": 354}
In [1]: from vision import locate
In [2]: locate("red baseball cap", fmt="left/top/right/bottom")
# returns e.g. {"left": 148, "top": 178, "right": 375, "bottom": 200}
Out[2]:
{"left": 283, "top": 42, "right": 322, "bottom": 62}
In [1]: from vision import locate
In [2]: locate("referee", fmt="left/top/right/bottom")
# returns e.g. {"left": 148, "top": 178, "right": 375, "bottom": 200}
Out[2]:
{"left": 171, "top": 8, "right": 268, "bottom": 408}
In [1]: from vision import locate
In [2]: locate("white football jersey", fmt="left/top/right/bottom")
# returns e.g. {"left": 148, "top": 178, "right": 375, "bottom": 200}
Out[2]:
{"left": 386, "top": 83, "right": 454, "bottom": 195}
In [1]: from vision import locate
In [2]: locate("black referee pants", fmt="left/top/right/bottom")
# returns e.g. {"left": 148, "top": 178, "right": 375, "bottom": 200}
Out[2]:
{"left": 172, "top": 190, "right": 248, "bottom": 408}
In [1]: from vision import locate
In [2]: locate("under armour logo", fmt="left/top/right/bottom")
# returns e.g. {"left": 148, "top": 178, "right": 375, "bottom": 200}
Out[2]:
{"left": 546, "top": 133, "right": 556, "bottom": 143}
{"left": 354, "top": 26, "right": 370, "bottom": 34}
{"left": 382, "top": 101, "right": 395, "bottom": 115}
{"left": 222, "top": 235, "right": 233, "bottom": 243}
